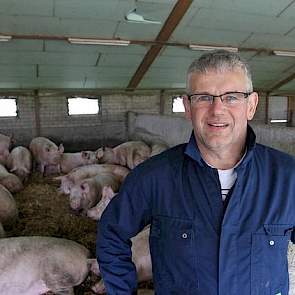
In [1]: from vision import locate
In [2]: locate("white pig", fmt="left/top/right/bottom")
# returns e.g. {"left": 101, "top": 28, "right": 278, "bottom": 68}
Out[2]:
{"left": 0, "top": 133, "right": 12, "bottom": 166}
{"left": 0, "top": 164, "right": 23, "bottom": 193}
{"left": 96, "top": 141, "right": 151, "bottom": 170}
{"left": 60, "top": 151, "right": 98, "bottom": 174}
{"left": 6, "top": 146, "right": 32, "bottom": 182}
{"left": 56, "top": 164, "right": 129, "bottom": 195}
{"left": 0, "top": 236, "right": 93, "bottom": 295}
{"left": 69, "top": 173, "right": 121, "bottom": 214}
{"left": 29, "top": 137, "right": 64, "bottom": 175}
{"left": 87, "top": 185, "right": 117, "bottom": 221}
{"left": 92, "top": 226, "right": 152, "bottom": 294}
{"left": 0, "top": 184, "right": 18, "bottom": 229}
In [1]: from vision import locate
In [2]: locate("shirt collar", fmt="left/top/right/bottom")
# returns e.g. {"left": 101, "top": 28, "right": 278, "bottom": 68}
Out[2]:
{"left": 184, "top": 124, "right": 257, "bottom": 168}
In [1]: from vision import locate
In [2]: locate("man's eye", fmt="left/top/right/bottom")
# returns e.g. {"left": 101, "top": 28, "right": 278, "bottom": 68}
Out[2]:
{"left": 224, "top": 95, "right": 238, "bottom": 102}
{"left": 198, "top": 95, "right": 212, "bottom": 102}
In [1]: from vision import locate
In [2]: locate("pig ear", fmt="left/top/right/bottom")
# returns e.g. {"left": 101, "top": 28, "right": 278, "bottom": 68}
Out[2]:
{"left": 96, "top": 149, "right": 104, "bottom": 159}
{"left": 81, "top": 182, "right": 90, "bottom": 193}
{"left": 58, "top": 144, "right": 64, "bottom": 153}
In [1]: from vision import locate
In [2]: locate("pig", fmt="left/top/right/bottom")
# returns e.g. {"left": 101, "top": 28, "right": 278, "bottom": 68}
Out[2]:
{"left": 0, "top": 164, "right": 23, "bottom": 193}
{"left": 29, "top": 137, "right": 64, "bottom": 175}
{"left": 55, "top": 164, "right": 129, "bottom": 195}
{"left": 6, "top": 146, "right": 32, "bottom": 182}
{"left": 69, "top": 173, "right": 121, "bottom": 214}
{"left": 93, "top": 226, "right": 152, "bottom": 294}
{"left": 96, "top": 141, "right": 151, "bottom": 170}
{"left": 0, "top": 184, "right": 18, "bottom": 229}
{"left": 87, "top": 185, "right": 117, "bottom": 221}
{"left": 150, "top": 142, "right": 169, "bottom": 157}
{"left": 60, "top": 151, "right": 98, "bottom": 174}
{"left": 0, "top": 236, "right": 93, "bottom": 295}
{"left": 0, "top": 133, "right": 12, "bottom": 166}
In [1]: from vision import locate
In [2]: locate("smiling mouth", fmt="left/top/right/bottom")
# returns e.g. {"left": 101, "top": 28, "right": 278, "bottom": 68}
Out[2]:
{"left": 208, "top": 123, "right": 229, "bottom": 128}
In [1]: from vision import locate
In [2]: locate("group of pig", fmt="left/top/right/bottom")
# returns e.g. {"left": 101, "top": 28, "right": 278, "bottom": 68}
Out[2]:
{"left": 0, "top": 133, "right": 166, "bottom": 294}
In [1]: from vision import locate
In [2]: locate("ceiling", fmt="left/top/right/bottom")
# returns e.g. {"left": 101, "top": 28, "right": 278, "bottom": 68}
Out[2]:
{"left": 0, "top": 0, "right": 294, "bottom": 94}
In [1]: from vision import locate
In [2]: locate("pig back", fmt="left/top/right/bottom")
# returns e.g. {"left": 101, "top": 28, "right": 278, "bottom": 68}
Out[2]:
{"left": 29, "top": 137, "right": 63, "bottom": 165}
{"left": 0, "top": 237, "right": 91, "bottom": 293}
{"left": 6, "top": 146, "right": 32, "bottom": 182}
{"left": 0, "top": 164, "right": 23, "bottom": 193}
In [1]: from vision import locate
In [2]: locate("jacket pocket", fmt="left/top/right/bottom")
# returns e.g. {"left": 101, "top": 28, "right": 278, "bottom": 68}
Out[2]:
{"left": 150, "top": 215, "right": 197, "bottom": 291}
{"left": 251, "top": 224, "right": 292, "bottom": 295}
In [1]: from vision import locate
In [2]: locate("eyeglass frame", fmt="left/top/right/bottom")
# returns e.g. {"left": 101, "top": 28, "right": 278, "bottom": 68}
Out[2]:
{"left": 187, "top": 91, "right": 253, "bottom": 105}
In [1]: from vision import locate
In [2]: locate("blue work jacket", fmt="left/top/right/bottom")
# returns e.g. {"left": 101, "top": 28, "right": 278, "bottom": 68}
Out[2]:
{"left": 97, "top": 126, "right": 295, "bottom": 295}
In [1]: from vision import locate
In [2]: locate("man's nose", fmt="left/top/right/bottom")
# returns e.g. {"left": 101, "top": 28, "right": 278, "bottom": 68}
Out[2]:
{"left": 210, "top": 96, "right": 225, "bottom": 112}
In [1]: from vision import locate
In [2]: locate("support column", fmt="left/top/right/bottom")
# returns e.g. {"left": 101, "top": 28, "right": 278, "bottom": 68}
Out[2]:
{"left": 33, "top": 89, "right": 41, "bottom": 137}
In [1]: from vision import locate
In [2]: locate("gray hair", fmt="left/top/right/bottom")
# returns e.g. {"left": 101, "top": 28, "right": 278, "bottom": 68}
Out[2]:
{"left": 187, "top": 50, "right": 253, "bottom": 93}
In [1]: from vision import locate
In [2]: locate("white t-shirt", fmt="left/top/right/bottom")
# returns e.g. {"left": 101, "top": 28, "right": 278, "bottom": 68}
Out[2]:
{"left": 205, "top": 151, "right": 246, "bottom": 201}
{"left": 218, "top": 168, "right": 237, "bottom": 201}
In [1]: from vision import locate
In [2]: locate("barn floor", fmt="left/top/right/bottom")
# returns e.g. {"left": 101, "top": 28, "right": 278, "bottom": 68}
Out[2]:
{"left": 6, "top": 172, "right": 153, "bottom": 294}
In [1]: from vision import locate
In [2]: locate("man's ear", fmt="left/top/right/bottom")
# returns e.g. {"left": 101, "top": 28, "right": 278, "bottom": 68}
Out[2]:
{"left": 183, "top": 95, "right": 192, "bottom": 120}
{"left": 247, "top": 92, "right": 259, "bottom": 120}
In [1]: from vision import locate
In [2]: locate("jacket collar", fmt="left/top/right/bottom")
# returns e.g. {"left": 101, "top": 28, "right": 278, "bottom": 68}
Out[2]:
{"left": 184, "top": 124, "right": 256, "bottom": 168}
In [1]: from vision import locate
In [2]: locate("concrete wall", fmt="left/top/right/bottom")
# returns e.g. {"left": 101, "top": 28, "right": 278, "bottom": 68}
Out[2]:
{"left": 0, "top": 92, "right": 292, "bottom": 152}
{"left": 128, "top": 112, "right": 295, "bottom": 156}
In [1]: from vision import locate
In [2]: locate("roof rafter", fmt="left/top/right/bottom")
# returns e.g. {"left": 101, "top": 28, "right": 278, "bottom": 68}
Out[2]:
{"left": 268, "top": 72, "right": 295, "bottom": 93}
{"left": 126, "top": 0, "right": 193, "bottom": 90}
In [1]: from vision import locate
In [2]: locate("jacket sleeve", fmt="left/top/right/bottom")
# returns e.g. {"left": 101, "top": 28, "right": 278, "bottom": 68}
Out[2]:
{"left": 96, "top": 168, "right": 152, "bottom": 294}
{"left": 292, "top": 229, "right": 295, "bottom": 244}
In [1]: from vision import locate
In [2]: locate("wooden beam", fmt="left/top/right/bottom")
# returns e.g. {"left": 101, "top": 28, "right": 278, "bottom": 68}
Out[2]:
{"left": 265, "top": 92, "right": 270, "bottom": 124}
{"left": 126, "top": 0, "right": 193, "bottom": 90}
{"left": 33, "top": 89, "right": 41, "bottom": 137}
{"left": 287, "top": 96, "right": 295, "bottom": 126}
{"left": 268, "top": 72, "right": 295, "bottom": 93}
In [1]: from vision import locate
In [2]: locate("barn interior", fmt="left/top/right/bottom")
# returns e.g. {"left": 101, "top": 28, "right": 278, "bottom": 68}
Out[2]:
{"left": 0, "top": 0, "right": 295, "bottom": 294}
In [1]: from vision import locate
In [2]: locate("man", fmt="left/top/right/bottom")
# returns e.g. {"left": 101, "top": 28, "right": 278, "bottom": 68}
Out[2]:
{"left": 96, "top": 50, "right": 295, "bottom": 294}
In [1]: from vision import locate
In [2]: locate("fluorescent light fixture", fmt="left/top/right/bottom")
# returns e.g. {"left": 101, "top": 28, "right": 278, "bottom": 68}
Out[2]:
{"left": 273, "top": 50, "right": 295, "bottom": 57}
{"left": 68, "top": 38, "right": 130, "bottom": 46}
{"left": 189, "top": 44, "right": 238, "bottom": 52}
{"left": 270, "top": 119, "right": 288, "bottom": 123}
{"left": 0, "top": 35, "right": 12, "bottom": 42}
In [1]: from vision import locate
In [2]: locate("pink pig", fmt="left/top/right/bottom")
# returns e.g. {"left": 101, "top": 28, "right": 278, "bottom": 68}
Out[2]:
{"left": 0, "top": 133, "right": 12, "bottom": 166}
{"left": 6, "top": 146, "right": 32, "bottom": 182}
{"left": 29, "top": 137, "right": 64, "bottom": 176}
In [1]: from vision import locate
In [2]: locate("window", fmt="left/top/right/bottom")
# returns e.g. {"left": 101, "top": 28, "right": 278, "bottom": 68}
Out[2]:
{"left": 67, "top": 96, "right": 100, "bottom": 115}
{"left": 0, "top": 97, "right": 17, "bottom": 117}
{"left": 269, "top": 96, "right": 288, "bottom": 123}
{"left": 172, "top": 96, "right": 185, "bottom": 113}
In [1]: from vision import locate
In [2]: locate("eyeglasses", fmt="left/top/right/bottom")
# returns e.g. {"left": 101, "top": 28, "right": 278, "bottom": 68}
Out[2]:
{"left": 187, "top": 91, "right": 252, "bottom": 106}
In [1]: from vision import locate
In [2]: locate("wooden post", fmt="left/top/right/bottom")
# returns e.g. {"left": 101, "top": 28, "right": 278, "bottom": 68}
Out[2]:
{"left": 33, "top": 89, "right": 41, "bottom": 137}
{"left": 287, "top": 96, "right": 295, "bottom": 127}
{"left": 265, "top": 92, "right": 270, "bottom": 125}
{"left": 159, "top": 90, "right": 165, "bottom": 115}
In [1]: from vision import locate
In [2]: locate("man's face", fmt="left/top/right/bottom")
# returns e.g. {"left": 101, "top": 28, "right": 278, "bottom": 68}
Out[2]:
{"left": 183, "top": 69, "right": 258, "bottom": 154}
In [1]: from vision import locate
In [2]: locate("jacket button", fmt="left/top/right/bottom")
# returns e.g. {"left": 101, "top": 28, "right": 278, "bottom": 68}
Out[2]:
{"left": 182, "top": 233, "right": 188, "bottom": 239}
{"left": 269, "top": 240, "right": 275, "bottom": 246}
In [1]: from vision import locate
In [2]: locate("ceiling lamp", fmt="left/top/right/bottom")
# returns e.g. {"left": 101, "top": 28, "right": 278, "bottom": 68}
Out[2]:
{"left": 0, "top": 35, "right": 12, "bottom": 42}
{"left": 188, "top": 44, "right": 238, "bottom": 52}
{"left": 273, "top": 50, "right": 295, "bottom": 57}
{"left": 125, "top": 8, "right": 161, "bottom": 24}
{"left": 68, "top": 38, "right": 130, "bottom": 46}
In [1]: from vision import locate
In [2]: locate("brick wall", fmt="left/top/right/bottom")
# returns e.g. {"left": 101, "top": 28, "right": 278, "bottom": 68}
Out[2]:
{"left": 0, "top": 91, "right": 287, "bottom": 152}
